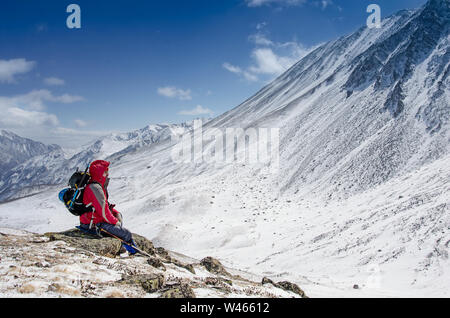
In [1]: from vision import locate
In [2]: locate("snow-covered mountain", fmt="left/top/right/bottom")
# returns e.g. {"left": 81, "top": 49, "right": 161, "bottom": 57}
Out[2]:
{"left": 0, "top": 0, "right": 448, "bottom": 297}
{"left": 208, "top": 0, "right": 449, "bottom": 200}
{"left": 0, "top": 130, "right": 61, "bottom": 179}
{"left": 0, "top": 122, "right": 195, "bottom": 202}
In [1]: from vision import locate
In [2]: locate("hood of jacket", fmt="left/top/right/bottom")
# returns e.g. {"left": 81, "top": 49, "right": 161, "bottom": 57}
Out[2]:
{"left": 89, "top": 160, "right": 110, "bottom": 186}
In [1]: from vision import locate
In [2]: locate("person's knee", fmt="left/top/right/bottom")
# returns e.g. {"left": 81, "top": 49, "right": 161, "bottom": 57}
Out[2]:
{"left": 122, "top": 228, "right": 132, "bottom": 243}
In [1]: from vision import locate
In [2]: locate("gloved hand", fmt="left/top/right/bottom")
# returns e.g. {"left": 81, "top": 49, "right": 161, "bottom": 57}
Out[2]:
{"left": 115, "top": 220, "right": 122, "bottom": 228}
{"left": 116, "top": 212, "right": 123, "bottom": 225}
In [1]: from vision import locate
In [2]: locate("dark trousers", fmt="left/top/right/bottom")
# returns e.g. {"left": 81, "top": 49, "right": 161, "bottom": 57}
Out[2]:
{"left": 80, "top": 223, "right": 133, "bottom": 243}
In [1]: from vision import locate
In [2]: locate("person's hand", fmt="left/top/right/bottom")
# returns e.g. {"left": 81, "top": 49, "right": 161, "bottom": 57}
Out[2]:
{"left": 115, "top": 220, "right": 122, "bottom": 228}
{"left": 116, "top": 212, "right": 123, "bottom": 224}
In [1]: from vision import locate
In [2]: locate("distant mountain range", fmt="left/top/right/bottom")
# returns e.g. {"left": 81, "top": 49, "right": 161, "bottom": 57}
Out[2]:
{"left": 0, "top": 122, "right": 196, "bottom": 202}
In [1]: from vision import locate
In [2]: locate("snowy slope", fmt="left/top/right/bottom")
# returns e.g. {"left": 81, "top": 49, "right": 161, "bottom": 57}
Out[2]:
{"left": 0, "top": 0, "right": 449, "bottom": 297}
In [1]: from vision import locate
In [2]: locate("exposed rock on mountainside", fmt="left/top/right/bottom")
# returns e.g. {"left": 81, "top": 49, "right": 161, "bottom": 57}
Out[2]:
{"left": 0, "top": 228, "right": 307, "bottom": 298}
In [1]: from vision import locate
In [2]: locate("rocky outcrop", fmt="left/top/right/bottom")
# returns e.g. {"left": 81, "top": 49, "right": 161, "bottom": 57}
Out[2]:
{"left": 262, "top": 277, "right": 308, "bottom": 298}
{"left": 119, "top": 274, "right": 165, "bottom": 293}
{"left": 160, "top": 283, "right": 196, "bottom": 298}
{"left": 44, "top": 229, "right": 156, "bottom": 258}
{"left": 200, "top": 256, "right": 230, "bottom": 276}
{"left": 0, "top": 228, "right": 308, "bottom": 298}
{"left": 45, "top": 229, "right": 123, "bottom": 257}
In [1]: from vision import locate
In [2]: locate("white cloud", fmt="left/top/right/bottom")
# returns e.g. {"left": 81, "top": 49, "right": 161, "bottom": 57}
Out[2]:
{"left": 256, "top": 22, "right": 267, "bottom": 30}
{"left": 74, "top": 119, "right": 88, "bottom": 127}
{"left": 20, "top": 126, "right": 110, "bottom": 149}
{"left": 44, "top": 77, "right": 65, "bottom": 86}
{"left": 321, "top": 0, "right": 332, "bottom": 9}
{"left": 249, "top": 40, "right": 310, "bottom": 76}
{"left": 178, "top": 105, "right": 214, "bottom": 116}
{"left": 56, "top": 93, "right": 84, "bottom": 104}
{"left": 157, "top": 86, "right": 192, "bottom": 101}
{"left": 312, "top": 0, "right": 333, "bottom": 10}
{"left": 0, "top": 58, "right": 35, "bottom": 83}
{"left": 245, "top": 0, "right": 306, "bottom": 7}
{"left": 223, "top": 62, "right": 259, "bottom": 82}
{"left": 224, "top": 31, "right": 312, "bottom": 82}
{"left": 0, "top": 89, "right": 84, "bottom": 130}
{"left": 0, "top": 107, "right": 59, "bottom": 128}
{"left": 249, "top": 33, "right": 275, "bottom": 46}
{"left": 223, "top": 63, "right": 242, "bottom": 74}
{"left": 249, "top": 48, "right": 288, "bottom": 75}
{"left": 0, "top": 89, "right": 84, "bottom": 111}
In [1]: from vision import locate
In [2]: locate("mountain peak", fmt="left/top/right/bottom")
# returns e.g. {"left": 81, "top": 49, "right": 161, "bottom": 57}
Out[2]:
{"left": 0, "top": 130, "right": 19, "bottom": 139}
{"left": 424, "top": 0, "right": 450, "bottom": 16}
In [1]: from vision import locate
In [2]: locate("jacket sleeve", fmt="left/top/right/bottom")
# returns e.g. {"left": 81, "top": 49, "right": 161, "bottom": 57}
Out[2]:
{"left": 84, "top": 184, "right": 118, "bottom": 225}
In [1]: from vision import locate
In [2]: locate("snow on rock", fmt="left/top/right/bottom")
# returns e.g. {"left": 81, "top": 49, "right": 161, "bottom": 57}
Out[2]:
{"left": 0, "top": 228, "right": 305, "bottom": 298}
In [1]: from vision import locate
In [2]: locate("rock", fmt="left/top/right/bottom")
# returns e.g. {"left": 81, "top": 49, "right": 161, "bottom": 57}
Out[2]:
{"left": 200, "top": 257, "right": 229, "bottom": 276}
{"left": 204, "top": 277, "right": 233, "bottom": 294}
{"left": 147, "top": 257, "right": 166, "bottom": 271}
{"left": 160, "top": 283, "right": 196, "bottom": 298}
{"left": 154, "top": 247, "right": 196, "bottom": 274}
{"left": 262, "top": 277, "right": 275, "bottom": 285}
{"left": 353, "top": 284, "right": 360, "bottom": 289}
{"left": 44, "top": 229, "right": 156, "bottom": 258}
{"left": 169, "top": 258, "right": 196, "bottom": 274}
{"left": 276, "top": 281, "right": 307, "bottom": 298}
{"left": 120, "top": 274, "right": 165, "bottom": 293}
{"left": 156, "top": 247, "right": 170, "bottom": 259}
{"left": 45, "top": 229, "right": 122, "bottom": 257}
{"left": 261, "top": 277, "right": 307, "bottom": 298}
{"left": 132, "top": 233, "right": 156, "bottom": 256}
{"left": 205, "top": 277, "right": 233, "bottom": 286}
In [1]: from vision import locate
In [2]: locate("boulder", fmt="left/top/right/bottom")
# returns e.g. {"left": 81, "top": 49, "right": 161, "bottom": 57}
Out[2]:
{"left": 200, "top": 257, "right": 229, "bottom": 276}
{"left": 120, "top": 274, "right": 165, "bottom": 293}
{"left": 160, "top": 283, "right": 196, "bottom": 298}
{"left": 44, "top": 229, "right": 156, "bottom": 258}
{"left": 45, "top": 229, "right": 121, "bottom": 257}
{"left": 262, "top": 277, "right": 307, "bottom": 298}
{"left": 147, "top": 257, "right": 166, "bottom": 270}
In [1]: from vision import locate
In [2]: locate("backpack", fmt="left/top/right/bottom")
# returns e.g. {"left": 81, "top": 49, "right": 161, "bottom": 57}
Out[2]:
{"left": 58, "top": 166, "right": 94, "bottom": 217}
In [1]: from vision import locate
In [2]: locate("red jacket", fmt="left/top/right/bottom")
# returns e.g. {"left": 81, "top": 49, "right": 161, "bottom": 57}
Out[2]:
{"left": 80, "top": 160, "right": 120, "bottom": 225}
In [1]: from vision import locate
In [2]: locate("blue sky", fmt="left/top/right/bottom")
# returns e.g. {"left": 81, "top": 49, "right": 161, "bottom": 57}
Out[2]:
{"left": 0, "top": 0, "right": 426, "bottom": 147}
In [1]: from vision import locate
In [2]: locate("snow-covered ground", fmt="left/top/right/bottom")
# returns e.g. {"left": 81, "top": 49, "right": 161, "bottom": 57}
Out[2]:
{"left": 1, "top": 152, "right": 448, "bottom": 297}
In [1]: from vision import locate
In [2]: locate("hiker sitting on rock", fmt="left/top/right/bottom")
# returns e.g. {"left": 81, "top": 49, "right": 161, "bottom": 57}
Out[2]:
{"left": 79, "top": 160, "right": 134, "bottom": 248}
